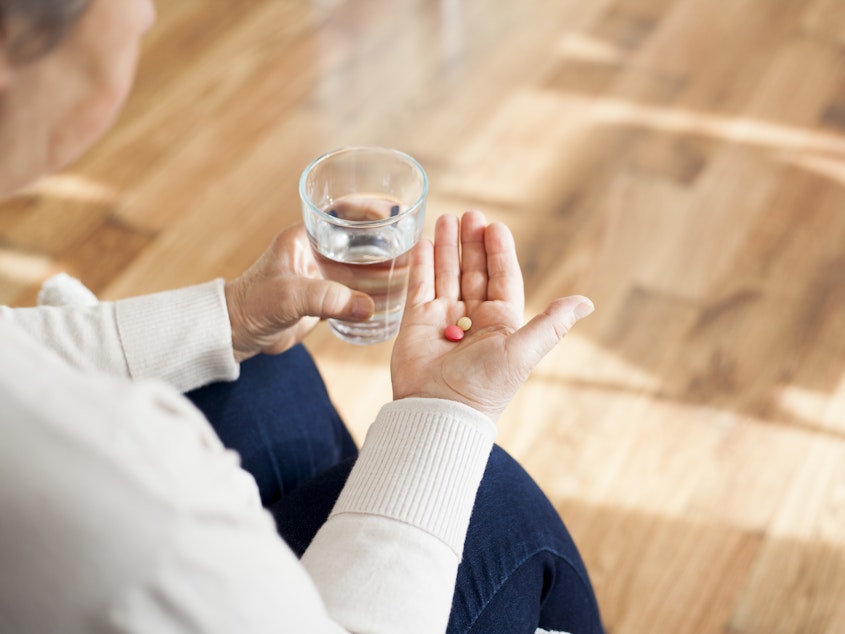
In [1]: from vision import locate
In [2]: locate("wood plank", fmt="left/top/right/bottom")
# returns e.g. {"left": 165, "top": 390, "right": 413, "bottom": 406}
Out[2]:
{"left": 2, "top": 1, "right": 845, "bottom": 632}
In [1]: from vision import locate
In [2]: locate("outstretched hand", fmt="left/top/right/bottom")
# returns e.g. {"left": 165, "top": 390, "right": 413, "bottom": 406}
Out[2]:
{"left": 391, "top": 211, "right": 594, "bottom": 422}
{"left": 225, "top": 224, "right": 375, "bottom": 363}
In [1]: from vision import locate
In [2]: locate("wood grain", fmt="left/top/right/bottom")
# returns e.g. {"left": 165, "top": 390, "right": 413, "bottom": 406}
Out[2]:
{"left": 2, "top": 0, "right": 845, "bottom": 631}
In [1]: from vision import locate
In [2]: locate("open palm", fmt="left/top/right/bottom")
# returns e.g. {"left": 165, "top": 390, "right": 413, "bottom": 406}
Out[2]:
{"left": 391, "top": 212, "right": 594, "bottom": 422}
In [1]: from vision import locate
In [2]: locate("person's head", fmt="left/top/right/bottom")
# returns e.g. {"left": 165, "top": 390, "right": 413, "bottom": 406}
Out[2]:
{"left": 0, "top": 0, "right": 156, "bottom": 196}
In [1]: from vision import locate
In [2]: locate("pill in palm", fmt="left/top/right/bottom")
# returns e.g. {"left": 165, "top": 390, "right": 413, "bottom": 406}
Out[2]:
{"left": 444, "top": 324, "right": 465, "bottom": 342}
{"left": 456, "top": 316, "right": 472, "bottom": 332}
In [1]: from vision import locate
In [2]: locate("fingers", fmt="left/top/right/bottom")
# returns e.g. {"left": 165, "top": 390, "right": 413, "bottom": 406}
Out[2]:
{"left": 330, "top": 196, "right": 395, "bottom": 221}
{"left": 406, "top": 238, "right": 435, "bottom": 306}
{"left": 506, "top": 295, "right": 594, "bottom": 373}
{"left": 434, "top": 214, "right": 461, "bottom": 300}
{"left": 295, "top": 279, "right": 374, "bottom": 322}
{"left": 485, "top": 222, "right": 524, "bottom": 311}
{"left": 423, "top": 213, "right": 527, "bottom": 310}
{"left": 460, "top": 211, "right": 489, "bottom": 303}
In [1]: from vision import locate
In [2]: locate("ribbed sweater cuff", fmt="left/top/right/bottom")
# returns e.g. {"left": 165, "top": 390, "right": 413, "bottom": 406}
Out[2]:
{"left": 115, "top": 280, "right": 239, "bottom": 392}
{"left": 330, "top": 398, "right": 497, "bottom": 557}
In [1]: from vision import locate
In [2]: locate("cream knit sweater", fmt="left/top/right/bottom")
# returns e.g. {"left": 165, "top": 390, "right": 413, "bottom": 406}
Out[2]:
{"left": 0, "top": 280, "right": 497, "bottom": 633}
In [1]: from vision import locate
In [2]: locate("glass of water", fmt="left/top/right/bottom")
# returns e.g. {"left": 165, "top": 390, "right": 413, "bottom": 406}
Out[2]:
{"left": 300, "top": 147, "right": 428, "bottom": 345}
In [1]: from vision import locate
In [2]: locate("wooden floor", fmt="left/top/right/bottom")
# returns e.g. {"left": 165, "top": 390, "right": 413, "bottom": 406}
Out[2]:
{"left": 2, "top": 0, "right": 845, "bottom": 631}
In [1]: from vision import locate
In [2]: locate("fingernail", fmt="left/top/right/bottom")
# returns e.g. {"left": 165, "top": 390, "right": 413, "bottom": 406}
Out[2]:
{"left": 573, "top": 299, "right": 595, "bottom": 321}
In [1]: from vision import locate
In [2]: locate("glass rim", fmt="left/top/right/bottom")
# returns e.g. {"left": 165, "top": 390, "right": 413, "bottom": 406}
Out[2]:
{"left": 299, "top": 146, "right": 429, "bottom": 229}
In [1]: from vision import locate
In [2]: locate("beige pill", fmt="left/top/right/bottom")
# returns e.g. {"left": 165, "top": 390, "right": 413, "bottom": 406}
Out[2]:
{"left": 456, "top": 316, "right": 473, "bottom": 332}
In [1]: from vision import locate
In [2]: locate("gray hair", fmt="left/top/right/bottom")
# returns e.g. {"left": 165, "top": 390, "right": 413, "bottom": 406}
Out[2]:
{"left": 0, "top": 0, "right": 92, "bottom": 63}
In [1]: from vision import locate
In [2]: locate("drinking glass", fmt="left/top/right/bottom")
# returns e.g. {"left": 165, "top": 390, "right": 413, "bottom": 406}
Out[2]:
{"left": 300, "top": 147, "right": 428, "bottom": 345}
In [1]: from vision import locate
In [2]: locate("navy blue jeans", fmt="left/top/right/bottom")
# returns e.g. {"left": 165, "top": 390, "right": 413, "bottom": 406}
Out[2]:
{"left": 186, "top": 346, "right": 603, "bottom": 633}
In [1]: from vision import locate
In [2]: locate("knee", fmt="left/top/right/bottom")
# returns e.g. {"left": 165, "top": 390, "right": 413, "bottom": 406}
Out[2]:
{"left": 455, "top": 446, "right": 604, "bottom": 633}
{"left": 475, "top": 445, "right": 560, "bottom": 525}
{"left": 470, "top": 445, "right": 592, "bottom": 589}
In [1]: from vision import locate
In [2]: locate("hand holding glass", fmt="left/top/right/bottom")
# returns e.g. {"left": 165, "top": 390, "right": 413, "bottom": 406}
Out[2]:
{"left": 300, "top": 147, "right": 428, "bottom": 345}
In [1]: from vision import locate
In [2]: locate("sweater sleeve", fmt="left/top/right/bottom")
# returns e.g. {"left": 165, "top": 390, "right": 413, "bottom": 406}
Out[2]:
{"left": 302, "top": 398, "right": 497, "bottom": 633}
{"left": 0, "top": 280, "right": 239, "bottom": 392}
{"left": 0, "top": 322, "right": 347, "bottom": 633}
{"left": 2, "top": 320, "right": 498, "bottom": 633}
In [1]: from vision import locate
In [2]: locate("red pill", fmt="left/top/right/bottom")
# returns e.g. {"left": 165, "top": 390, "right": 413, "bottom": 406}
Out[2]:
{"left": 444, "top": 324, "right": 465, "bottom": 342}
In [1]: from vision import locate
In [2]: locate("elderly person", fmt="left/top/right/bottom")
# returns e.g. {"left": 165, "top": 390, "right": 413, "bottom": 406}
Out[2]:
{"left": 0, "top": 1, "right": 603, "bottom": 632}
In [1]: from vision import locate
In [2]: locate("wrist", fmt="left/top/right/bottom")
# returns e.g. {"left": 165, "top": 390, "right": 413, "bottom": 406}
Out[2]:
{"left": 392, "top": 390, "right": 502, "bottom": 424}
{"left": 383, "top": 397, "right": 499, "bottom": 437}
{"left": 223, "top": 279, "right": 254, "bottom": 364}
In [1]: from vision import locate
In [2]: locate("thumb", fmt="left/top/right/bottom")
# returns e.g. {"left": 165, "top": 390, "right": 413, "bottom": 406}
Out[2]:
{"left": 507, "top": 295, "right": 594, "bottom": 373}
{"left": 292, "top": 278, "right": 375, "bottom": 322}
